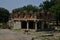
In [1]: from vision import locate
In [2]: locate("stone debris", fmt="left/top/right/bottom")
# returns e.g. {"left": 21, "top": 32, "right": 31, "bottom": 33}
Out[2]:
{"left": 0, "top": 29, "right": 60, "bottom": 40}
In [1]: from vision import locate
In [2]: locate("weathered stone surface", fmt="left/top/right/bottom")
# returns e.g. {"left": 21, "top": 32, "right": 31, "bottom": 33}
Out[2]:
{"left": 0, "top": 29, "right": 32, "bottom": 40}
{"left": 0, "top": 29, "right": 60, "bottom": 40}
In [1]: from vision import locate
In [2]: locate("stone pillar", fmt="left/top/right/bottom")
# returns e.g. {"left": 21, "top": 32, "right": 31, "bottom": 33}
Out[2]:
{"left": 20, "top": 21, "right": 21, "bottom": 29}
{"left": 47, "top": 22, "right": 49, "bottom": 29}
{"left": 41, "top": 21, "right": 44, "bottom": 30}
{"left": 13, "top": 20, "right": 21, "bottom": 29}
{"left": 35, "top": 20, "right": 37, "bottom": 31}
{"left": 27, "top": 21, "right": 29, "bottom": 30}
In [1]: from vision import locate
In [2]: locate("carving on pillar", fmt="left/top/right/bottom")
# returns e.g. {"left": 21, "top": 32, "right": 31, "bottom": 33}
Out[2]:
{"left": 26, "top": 20, "right": 29, "bottom": 30}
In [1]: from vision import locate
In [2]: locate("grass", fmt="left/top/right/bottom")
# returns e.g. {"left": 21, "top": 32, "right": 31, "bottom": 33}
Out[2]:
{"left": 57, "top": 26, "right": 60, "bottom": 30}
{"left": 11, "top": 29, "right": 21, "bottom": 32}
{"left": 0, "top": 23, "right": 9, "bottom": 29}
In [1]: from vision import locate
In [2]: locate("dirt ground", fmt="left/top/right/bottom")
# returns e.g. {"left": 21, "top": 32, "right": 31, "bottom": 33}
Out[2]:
{"left": 0, "top": 29, "right": 60, "bottom": 40}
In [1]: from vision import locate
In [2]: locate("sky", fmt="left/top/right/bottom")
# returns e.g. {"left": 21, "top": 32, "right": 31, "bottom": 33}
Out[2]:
{"left": 0, "top": 0, "right": 45, "bottom": 12}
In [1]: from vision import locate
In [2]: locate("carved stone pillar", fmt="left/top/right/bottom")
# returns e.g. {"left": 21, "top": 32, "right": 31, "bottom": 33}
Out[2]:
{"left": 27, "top": 21, "right": 29, "bottom": 30}
{"left": 41, "top": 21, "right": 44, "bottom": 30}
{"left": 34, "top": 20, "right": 38, "bottom": 31}
{"left": 20, "top": 21, "right": 21, "bottom": 29}
{"left": 35, "top": 21, "right": 37, "bottom": 31}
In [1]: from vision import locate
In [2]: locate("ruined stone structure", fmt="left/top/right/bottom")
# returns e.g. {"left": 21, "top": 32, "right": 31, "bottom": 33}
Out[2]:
{"left": 9, "top": 10, "right": 56, "bottom": 31}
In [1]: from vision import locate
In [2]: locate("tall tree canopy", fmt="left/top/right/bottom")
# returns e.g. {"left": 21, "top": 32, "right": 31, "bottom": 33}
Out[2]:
{"left": 39, "top": 0, "right": 55, "bottom": 11}
{"left": 0, "top": 7, "right": 10, "bottom": 23}
{"left": 49, "top": 0, "right": 60, "bottom": 25}
{"left": 14, "top": 5, "right": 39, "bottom": 12}
{"left": 50, "top": 0, "right": 60, "bottom": 20}
{"left": 39, "top": 0, "right": 60, "bottom": 26}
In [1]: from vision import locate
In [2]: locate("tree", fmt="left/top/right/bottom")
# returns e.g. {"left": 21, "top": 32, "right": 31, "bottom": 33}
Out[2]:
{"left": 15, "top": 5, "right": 39, "bottom": 12}
{"left": 49, "top": 0, "right": 60, "bottom": 26}
{"left": 39, "top": 0, "right": 55, "bottom": 30}
{"left": 0, "top": 7, "right": 10, "bottom": 23}
{"left": 39, "top": 0, "right": 55, "bottom": 11}
{"left": 26, "top": 5, "right": 39, "bottom": 12}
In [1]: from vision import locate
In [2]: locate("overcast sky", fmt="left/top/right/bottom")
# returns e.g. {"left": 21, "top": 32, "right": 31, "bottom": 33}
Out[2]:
{"left": 0, "top": 0, "right": 45, "bottom": 12}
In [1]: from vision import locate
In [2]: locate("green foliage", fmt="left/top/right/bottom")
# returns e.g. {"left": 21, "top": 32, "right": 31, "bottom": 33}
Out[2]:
{"left": 26, "top": 5, "right": 39, "bottom": 12}
{"left": 49, "top": 0, "right": 60, "bottom": 20}
{"left": 39, "top": 0, "right": 55, "bottom": 11}
{"left": 0, "top": 7, "right": 10, "bottom": 23}
{"left": 0, "top": 23, "right": 10, "bottom": 29}
{"left": 15, "top": 5, "right": 39, "bottom": 12}
{"left": 39, "top": 0, "right": 60, "bottom": 20}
